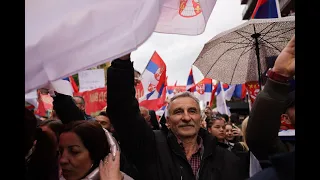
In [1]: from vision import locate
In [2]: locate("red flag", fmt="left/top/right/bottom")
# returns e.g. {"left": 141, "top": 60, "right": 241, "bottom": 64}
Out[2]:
{"left": 69, "top": 76, "right": 79, "bottom": 93}
{"left": 245, "top": 81, "right": 260, "bottom": 105}
{"left": 35, "top": 94, "right": 53, "bottom": 117}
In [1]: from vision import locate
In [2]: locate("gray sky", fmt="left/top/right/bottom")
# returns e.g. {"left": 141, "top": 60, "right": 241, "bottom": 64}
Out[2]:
{"left": 131, "top": 0, "right": 246, "bottom": 85}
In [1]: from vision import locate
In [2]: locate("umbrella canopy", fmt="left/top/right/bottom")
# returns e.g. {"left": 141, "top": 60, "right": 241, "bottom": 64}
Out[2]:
{"left": 193, "top": 16, "right": 295, "bottom": 85}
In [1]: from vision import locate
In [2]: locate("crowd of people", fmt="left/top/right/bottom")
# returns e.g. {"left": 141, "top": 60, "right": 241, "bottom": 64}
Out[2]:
{"left": 24, "top": 35, "right": 295, "bottom": 180}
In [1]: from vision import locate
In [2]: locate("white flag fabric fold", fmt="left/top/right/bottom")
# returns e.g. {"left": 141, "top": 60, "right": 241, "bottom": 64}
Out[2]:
{"left": 25, "top": 0, "right": 163, "bottom": 93}
{"left": 25, "top": 90, "right": 39, "bottom": 109}
{"left": 155, "top": 0, "right": 217, "bottom": 35}
{"left": 25, "top": 0, "right": 216, "bottom": 94}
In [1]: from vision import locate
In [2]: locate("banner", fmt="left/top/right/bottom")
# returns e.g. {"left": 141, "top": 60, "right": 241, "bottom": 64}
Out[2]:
{"left": 173, "top": 86, "right": 187, "bottom": 94}
{"left": 78, "top": 69, "right": 105, "bottom": 92}
{"left": 73, "top": 85, "right": 144, "bottom": 116}
{"left": 74, "top": 87, "right": 107, "bottom": 116}
{"left": 35, "top": 94, "right": 53, "bottom": 117}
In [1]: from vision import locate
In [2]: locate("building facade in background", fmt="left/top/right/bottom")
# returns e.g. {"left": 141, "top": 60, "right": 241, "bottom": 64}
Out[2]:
{"left": 241, "top": 0, "right": 295, "bottom": 20}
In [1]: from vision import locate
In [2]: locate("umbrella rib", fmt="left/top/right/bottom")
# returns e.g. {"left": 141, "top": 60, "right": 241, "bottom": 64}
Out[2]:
{"left": 230, "top": 45, "right": 255, "bottom": 84}
{"left": 261, "top": 28, "right": 295, "bottom": 42}
{"left": 236, "top": 30, "right": 254, "bottom": 35}
{"left": 260, "top": 39, "right": 282, "bottom": 52}
{"left": 260, "top": 28, "right": 294, "bottom": 35}
{"left": 204, "top": 41, "right": 250, "bottom": 77}
{"left": 229, "top": 45, "right": 253, "bottom": 51}
{"left": 204, "top": 30, "right": 255, "bottom": 78}
{"left": 221, "top": 36, "right": 251, "bottom": 44}
{"left": 258, "top": 22, "right": 277, "bottom": 37}
{"left": 235, "top": 31, "right": 253, "bottom": 42}
{"left": 258, "top": 22, "right": 294, "bottom": 42}
{"left": 223, "top": 41, "right": 251, "bottom": 44}
{"left": 259, "top": 43, "right": 281, "bottom": 51}
{"left": 259, "top": 27, "right": 295, "bottom": 53}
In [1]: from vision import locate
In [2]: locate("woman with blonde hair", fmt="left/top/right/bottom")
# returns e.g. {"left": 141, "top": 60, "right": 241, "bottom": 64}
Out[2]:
{"left": 232, "top": 116, "right": 249, "bottom": 152}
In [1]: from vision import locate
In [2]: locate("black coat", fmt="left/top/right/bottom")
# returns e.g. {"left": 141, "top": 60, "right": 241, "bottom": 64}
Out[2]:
{"left": 107, "top": 59, "right": 242, "bottom": 180}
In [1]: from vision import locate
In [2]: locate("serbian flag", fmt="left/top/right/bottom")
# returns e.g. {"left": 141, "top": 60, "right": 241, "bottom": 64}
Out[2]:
{"left": 139, "top": 85, "right": 167, "bottom": 111}
{"left": 64, "top": 76, "right": 79, "bottom": 93}
{"left": 251, "top": 0, "right": 280, "bottom": 19}
{"left": 209, "top": 83, "right": 218, "bottom": 107}
{"left": 245, "top": 81, "right": 261, "bottom": 110}
{"left": 155, "top": 0, "right": 217, "bottom": 35}
{"left": 156, "top": 103, "right": 168, "bottom": 117}
{"left": 233, "top": 84, "right": 246, "bottom": 99}
{"left": 215, "top": 82, "right": 234, "bottom": 115}
{"left": 193, "top": 78, "right": 212, "bottom": 105}
{"left": 167, "top": 85, "right": 175, "bottom": 98}
{"left": 167, "top": 84, "right": 187, "bottom": 99}
{"left": 140, "top": 51, "right": 167, "bottom": 98}
{"left": 186, "top": 68, "right": 196, "bottom": 92}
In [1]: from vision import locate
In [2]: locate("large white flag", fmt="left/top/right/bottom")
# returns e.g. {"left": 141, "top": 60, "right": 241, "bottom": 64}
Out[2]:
{"left": 25, "top": 0, "right": 163, "bottom": 93}
{"left": 155, "top": 0, "right": 217, "bottom": 35}
{"left": 25, "top": 0, "right": 216, "bottom": 94}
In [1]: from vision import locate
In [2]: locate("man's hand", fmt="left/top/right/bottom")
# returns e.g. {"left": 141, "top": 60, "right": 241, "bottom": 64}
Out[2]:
{"left": 272, "top": 35, "right": 295, "bottom": 78}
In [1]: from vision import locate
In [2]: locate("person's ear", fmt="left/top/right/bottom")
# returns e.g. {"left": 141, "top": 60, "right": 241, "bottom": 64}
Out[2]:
{"left": 166, "top": 117, "right": 171, "bottom": 129}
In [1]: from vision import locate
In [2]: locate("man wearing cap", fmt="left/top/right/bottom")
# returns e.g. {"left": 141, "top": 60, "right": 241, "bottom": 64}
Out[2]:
{"left": 246, "top": 35, "right": 295, "bottom": 179}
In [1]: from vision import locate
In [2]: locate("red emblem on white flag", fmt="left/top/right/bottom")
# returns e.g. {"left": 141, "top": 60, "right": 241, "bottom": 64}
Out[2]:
{"left": 196, "top": 83, "right": 205, "bottom": 94}
{"left": 179, "top": 0, "right": 202, "bottom": 18}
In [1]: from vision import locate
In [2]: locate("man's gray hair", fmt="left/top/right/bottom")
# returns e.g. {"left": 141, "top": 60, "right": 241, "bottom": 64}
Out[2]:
{"left": 166, "top": 91, "right": 200, "bottom": 118}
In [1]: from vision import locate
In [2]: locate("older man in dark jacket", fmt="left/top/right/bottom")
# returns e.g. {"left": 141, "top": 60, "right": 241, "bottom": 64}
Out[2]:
{"left": 106, "top": 54, "right": 242, "bottom": 180}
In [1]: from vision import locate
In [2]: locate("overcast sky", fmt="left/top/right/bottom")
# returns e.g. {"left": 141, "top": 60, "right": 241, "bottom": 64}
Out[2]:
{"left": 131, "top": 0, "right": 247, "bottom": 85}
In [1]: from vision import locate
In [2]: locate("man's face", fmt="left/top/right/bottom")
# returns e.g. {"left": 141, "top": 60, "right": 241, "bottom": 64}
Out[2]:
{"left": 73, "top": 97, "right": 85, "bottom": 111}
{"left": 166, "top": 97, "right": 201, "bottom": 139}
{"left": 95, "top": 115, "right": 111, "bottom": 130}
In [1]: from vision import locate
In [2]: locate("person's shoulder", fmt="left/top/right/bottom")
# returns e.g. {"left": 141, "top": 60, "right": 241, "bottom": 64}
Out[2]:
{"left": 233, "top": 142, "right": 245, "bottom": 151}
{"left": 215, "top": 145, "right": 240, "bottom": 161}
{"left": 249, "top": 167, "right": 279, "bottom": 180}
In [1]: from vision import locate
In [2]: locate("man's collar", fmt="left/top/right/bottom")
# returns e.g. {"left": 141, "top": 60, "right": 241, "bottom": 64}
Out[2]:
{"left": 173, "top": 132, "right": 203, "bottom": 153}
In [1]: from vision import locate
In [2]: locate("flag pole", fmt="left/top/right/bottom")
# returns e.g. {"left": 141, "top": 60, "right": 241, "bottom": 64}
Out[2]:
{"left": 220, "top": 82, "right": 229, "bottom": 115}
{"left": 275, "top": 0, "right": 282, "bottom": 18}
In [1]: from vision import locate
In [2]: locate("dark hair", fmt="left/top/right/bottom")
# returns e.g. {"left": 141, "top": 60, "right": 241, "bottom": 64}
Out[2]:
{"left": 230, "top": 113, "right": 241, "bottom": 125}
{"left": 98, "top": 111, "right": 108, "bottom": 117}
{"left": 25, "top": 108, "right": 38, "bottom": 155}
{"left": 24, "top": 108, "right": 58, "bottom": 180}
{"left": 39, "top": 119, "right": 64, "bottom": 139}
{"left": 207, "top": 116, "right": 225, "bottom": 129}
{"left": 220, "top": 114, "right": 229, "bottom": 123}
{"left": 61, "top": 121, "right": 110, "bottom": 173}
